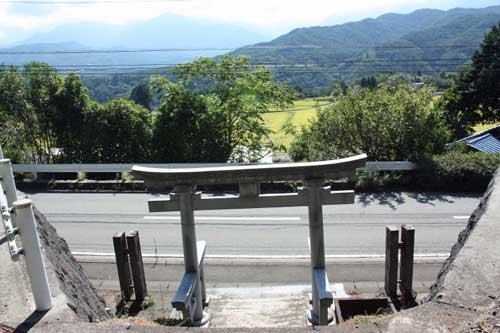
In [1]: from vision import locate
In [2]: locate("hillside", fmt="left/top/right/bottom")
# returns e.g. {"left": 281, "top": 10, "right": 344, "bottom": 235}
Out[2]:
{"left": 233, "top": 6, "right": 500, "bottom": 89}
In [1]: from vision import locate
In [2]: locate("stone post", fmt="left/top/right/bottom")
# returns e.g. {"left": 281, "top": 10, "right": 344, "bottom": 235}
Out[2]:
{"left": 304, "top": 178, "right": 330, "bottom": 325}
{"left": 400, "top": 225, "right": 416, "bottom": 307}
{"left": 173, "top": 184, "right": 204, "bottom": 325}
{"left": 385, "top": 226, "right": 399, "bottom": 299}
{"left": 127, "top": 230, "right": 148, "bottom": 303}
{"left": 113, "top": 232, "right": 132, "bottom": 302}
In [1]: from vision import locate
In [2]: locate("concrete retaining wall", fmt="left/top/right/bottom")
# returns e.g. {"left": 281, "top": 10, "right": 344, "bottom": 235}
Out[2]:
{"left": 34, "top": 207, "right": 110, "bottom": 322}
{"left": 0, "top": 201, "right": 110, "bottom": 332}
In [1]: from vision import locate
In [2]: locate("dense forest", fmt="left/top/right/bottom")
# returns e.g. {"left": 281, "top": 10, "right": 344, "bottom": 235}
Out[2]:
{"left": 233, "top": 6, "right": 500, "bottom": 89}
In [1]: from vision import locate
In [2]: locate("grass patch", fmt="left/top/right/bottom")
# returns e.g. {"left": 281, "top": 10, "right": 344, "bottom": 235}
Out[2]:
{"left": 263, "top": 111, "right": 290, "bottom": 132}
{"left": 154, "top": 317, "right": 192, "bottom": 327}
{"left": 268, "top": 98, "right": 330, "bottom": 112}
{"left": 346, "top": 314, "right": 387, "bottom": 325}
{"left": 290, "top": 108, "right": 316, "bottom": 128}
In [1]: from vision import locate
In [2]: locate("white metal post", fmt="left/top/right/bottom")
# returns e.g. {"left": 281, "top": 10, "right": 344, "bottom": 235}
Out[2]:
{"left": 0, "top": 144, "right": 3, "bottom": 159}
{"left": 0, "top": 159, "right": 17, "bottom": 207}
{"left": 14, "top": 199, "right": 53, "bottom": 312}
{"left": 0, "top": 183, "right": 21, "bottom": 257}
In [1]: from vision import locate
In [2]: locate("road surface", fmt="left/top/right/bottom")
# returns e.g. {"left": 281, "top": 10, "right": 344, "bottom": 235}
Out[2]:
{"left": 27, "top": 191, "right": 481, "bottom": 257}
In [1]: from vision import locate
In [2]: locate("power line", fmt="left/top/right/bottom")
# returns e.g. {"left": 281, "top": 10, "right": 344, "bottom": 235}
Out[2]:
{"left": 0, "top": 58, "right": 474, "bottom": 69}
{"left": 0, "top": 45, "right": 480, "bottom": 55}
{"left": 0, "top": 68, "right": 481, "bottom": 76}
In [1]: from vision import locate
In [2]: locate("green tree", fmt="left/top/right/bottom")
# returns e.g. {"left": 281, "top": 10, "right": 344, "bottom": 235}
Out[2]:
{"left": 290, "top": 84, "right": 450, "bottom": 162}
{"left": 130, "top": 82, "right": 153, "bottom": 110}
{"left": 172, "top": 55, "right": 295, "bottom": 162}
{"left": 51, "top": 73, "right": 96, "bottom": 162}
{"left": 23, "top": 62, "right": 64, "bottom": 163}
{"left": 0, "top": 63, "right": 63, "bottom": 163}
{"left": 441, "top": 21, "right": 500, "bottom": 138}
{"left": 0, "top": 66, "right": 26, "bottom": 162}
{"left": 151, "top": 78, "right": 227, "bottom": 162}
{"left": 360, "top": 76, "right": 377, "bottom": 90}
{"left": 93, "top": 99, "right": 152, "bottom": 163}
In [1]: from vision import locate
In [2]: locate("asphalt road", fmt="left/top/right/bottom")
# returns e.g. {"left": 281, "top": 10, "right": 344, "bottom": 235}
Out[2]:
{"left": 27, "top": 191, "right": 481, "bottom": 257}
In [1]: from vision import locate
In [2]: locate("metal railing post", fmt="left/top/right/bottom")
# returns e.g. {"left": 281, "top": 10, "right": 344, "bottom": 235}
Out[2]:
{"left": 304, "top": 178, "right": 331, "bottom": 326}
{"left": 0, "top": 144, "right": 3, "bottom": 160}
{"left": 14, "top": 199, "right": 52, "bottom": 311}
{"left": 239, "top": 182, "right": 260, "bottom": 198}
{"left": 173, "top": 184, "right": 204, "bottom": 325}
{"left": 0, "top": 159, "right": 18, "bottom": 208}
{"left": 0, "top": 183, "right": 21, "bottom": 258}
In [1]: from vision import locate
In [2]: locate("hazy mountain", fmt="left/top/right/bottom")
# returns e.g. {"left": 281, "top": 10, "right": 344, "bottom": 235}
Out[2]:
{"left": 233, "top": 6, "right": 500, "bottom": 89}
{"left": 0, "top": 14, "right": 268, "bottom": 66}
{"left": 22, "top": 14, "right": 268, "bottom": 49}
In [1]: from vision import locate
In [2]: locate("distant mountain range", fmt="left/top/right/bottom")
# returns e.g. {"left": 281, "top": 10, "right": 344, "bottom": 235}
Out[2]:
{"left": 22, "top": 14, "right": 269, "bottom": 49}
{"left": 1, "top": 6, "right": 499, "bottom": 96}
{"left": 233, "top": 6, "right": 500, "bottom": 89}
{"left": 0, "top": 14, "right": 269, "bottom": 66}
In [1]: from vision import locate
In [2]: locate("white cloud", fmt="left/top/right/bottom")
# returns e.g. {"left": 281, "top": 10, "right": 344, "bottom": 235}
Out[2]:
{"left": 178, "top": 0, "right": 433, "bottom": 28}
{"left": 0, "top": 0, "right": 491, "bottom": 41}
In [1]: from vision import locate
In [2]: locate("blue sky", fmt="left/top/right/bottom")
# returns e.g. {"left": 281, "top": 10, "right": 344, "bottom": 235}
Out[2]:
{"left": 0, "top": 0, "right": 499, "bottom": 44}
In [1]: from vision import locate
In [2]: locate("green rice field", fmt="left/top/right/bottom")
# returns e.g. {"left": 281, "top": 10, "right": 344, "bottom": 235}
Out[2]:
{"left": 263, "top": 98, "right": 332, "bottom": 147}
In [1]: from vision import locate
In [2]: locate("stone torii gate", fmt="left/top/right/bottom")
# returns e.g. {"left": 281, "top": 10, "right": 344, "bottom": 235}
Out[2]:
{"left": 132, "top": 154, "right": 366, "bottom": 326}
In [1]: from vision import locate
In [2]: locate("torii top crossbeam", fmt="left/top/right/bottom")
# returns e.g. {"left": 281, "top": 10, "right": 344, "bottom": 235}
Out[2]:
{"left": 131, "top": 154, "right": 367, "bottom": 186}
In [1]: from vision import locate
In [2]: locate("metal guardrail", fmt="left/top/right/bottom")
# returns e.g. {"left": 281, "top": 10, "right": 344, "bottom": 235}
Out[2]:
{"left": 11, "top": 163, "right": 234, "bottom": 173}
{"left": 11, "top": 161, "right": 417, "bottom": 176}
{"left": 364, "top": 161, "right": 417, "bottom": 177}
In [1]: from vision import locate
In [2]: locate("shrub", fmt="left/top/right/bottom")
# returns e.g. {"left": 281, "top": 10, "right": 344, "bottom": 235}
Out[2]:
{"left": 354, "top": 152, "right": 500, "bottom": 192}
{"left": 290, "top": 84, "right": 450, "bottom": 162}
{"left": 417, "top": 151, "right": 500, "bottom": 192}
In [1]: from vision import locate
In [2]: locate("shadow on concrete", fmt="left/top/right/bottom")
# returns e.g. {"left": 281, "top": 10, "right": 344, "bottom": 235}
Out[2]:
{"left": 358, "top": 192, "right": 482, "bottom": 209}
{"left": 406, "top": 192, "right": 482, "bottom": 206}
{"left": 14, "top": 310, "right": 49, "bottom": 333}
{"left": 407, "top": 193, "right": 455, "bottom": 206}
{"left": 358, "top": 192, "right": 406, "bottom": 210}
